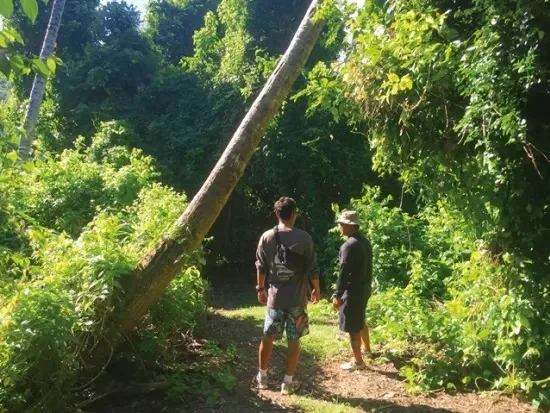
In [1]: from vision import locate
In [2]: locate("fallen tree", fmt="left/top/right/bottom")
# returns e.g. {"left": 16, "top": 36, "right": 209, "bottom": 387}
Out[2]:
{"left": 88, "top": 0, "right": 327, "bottom": 366}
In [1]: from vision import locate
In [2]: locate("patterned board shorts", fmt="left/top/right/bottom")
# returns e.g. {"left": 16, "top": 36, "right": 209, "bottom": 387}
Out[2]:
{"left": 263, "top": 306, "right": 310, "bottom": 340}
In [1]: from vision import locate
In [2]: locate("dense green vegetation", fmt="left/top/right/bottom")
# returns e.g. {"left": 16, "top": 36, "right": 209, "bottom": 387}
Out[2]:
{"left": 0, "top": 0, "right": 548, "bottom": 411}
{"left": 308, "top": 1, "right": 550, "bottom": 408}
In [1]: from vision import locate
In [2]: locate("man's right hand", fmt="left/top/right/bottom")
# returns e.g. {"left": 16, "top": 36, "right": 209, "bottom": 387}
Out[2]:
{"left": 310, "top": 289, "right": 320, "bottom": 304}
{"left": 258, "top": 290, "right": 268, "bottom": 305}
{"left": 332, "top": 296, "right": 342, "bottom": 310}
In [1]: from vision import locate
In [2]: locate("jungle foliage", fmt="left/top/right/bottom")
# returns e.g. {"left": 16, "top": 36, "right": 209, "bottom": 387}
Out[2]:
{"left": 306, "top": 0, "right": 550, "bottom": 408}
{"left": 0, "top": 0, "right": 549, "bottom": 411}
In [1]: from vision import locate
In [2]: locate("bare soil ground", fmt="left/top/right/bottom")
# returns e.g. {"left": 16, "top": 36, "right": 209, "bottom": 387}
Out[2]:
{"left": 197, "top": 306, "right": 531, "bottom": 413}
{"left": 90, "top": 290, "right": 533, "bottom": 413}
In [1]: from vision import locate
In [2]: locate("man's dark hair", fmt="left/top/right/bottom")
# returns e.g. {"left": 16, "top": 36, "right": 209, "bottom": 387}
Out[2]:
{"left": 274, "top": 197, "right": 296, "bottom": 220}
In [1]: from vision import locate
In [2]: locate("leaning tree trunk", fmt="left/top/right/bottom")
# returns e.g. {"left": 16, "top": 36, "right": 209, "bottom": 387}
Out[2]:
{"left": 18, "top": 0, "right": 67, "bottom": 162}
{"left": 90, "top": 0, "right": 326, "bottom": 364}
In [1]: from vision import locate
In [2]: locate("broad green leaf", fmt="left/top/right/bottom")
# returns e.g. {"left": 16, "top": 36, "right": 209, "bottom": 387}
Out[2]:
{"left": 9, "top": 54, "right": 25, "bottom": 70}
{"left": 4, "top": 28, "right": 25, "bottom": 45}
{"left": 22, "top": 161, "right": 35, "bottom": 172}
{"left": 446, "top": 382, "right": 456, "bottom": 390}
{"left": 0, "top": 55, "right": 11, "bottom": 77}
{"left": 519, "top": 315, "right": 531, "bottom": 331}
{"left": 399, "top": 75, "right": 413, "bottom": 90}
{"left": 31, "top": 58, "right": 49, "bottom": 76}
{"left": 9, "top": 134, "right": 20, "bottom": 145}
{"left": 387, "top": 73, "right": 399, "bottom": 83}
{"left": 477, "top": 328, "right": 490, "bottom": 339}
{"left": 366, "top": 46, "right": 381, "bottom": 64}
{"left": 0, "top": 33, "right": 8, "bottom": 48}
{"left": 20, "top": 0, "right": 39, "bottom": 23}
{"left": 0, "top": 0, "right": 14, "bottom": 19}
{"left": 6, "top": 150, "right": 18, "bottom": 164}
{"left": 10, "top": 55, "right": 26, "bottom": 75}
{"left": 46, "top": 56, "right": 56, "bottom": 73}
{"left": 0, "top": 172, "right": 11, "bottom": 182}
{"left": 445, "top": 46, "right": 452, "bottom": 61}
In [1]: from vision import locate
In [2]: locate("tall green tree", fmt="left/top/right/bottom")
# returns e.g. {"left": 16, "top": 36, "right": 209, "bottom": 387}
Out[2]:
{"left": 300, "top": 0, "right": 550, "bottom": 402}
{"left": 8, "top": 0, "right": 98, "bottom": 58}
{"left": 18, "top": 0, "right": 66, "bottom": 161}
{"left": 302, "top": 0, "right": 550, "bottom": 267}
{"left": 247, "top": 0, "right": 311, "bottom": 55}
{"left": 1, "top": 0, "right": 52, "bottom": 167}
{"left": 52, "top": 1, "right": 160, "bottom": 141}
{"left": 8, "top": 0, "right": 99, "bottom": 98}
{"left": 145, "top": 0, "right": 219, "bottom": 65}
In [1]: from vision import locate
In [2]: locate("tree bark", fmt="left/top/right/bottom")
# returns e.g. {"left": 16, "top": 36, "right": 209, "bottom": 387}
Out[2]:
{"left": 90, "top": 0, "right": 326, "bottom": 363}
{"left": 18, "top": 0, "right": 67, "bottom": 162}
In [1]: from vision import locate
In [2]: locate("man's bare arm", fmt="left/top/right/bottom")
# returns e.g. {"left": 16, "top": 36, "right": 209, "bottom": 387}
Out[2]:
{"left": 310, "top": 278, "right": 320, "bottom": 304}
{"left": 257, "top": 270, "right": 268, "bottom": 305}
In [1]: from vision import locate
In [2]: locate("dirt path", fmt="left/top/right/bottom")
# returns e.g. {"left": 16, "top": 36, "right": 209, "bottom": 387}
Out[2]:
{"left": 90, "top": 291, "right": 533, "bottom": 413}
{"left": 200, "top": 305, "right": 532, "bottom": 413}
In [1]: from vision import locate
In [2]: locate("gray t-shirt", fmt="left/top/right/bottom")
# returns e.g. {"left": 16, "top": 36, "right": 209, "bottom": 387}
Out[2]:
{"left": 255, "top": 226, "right": 319, "bottom": 309}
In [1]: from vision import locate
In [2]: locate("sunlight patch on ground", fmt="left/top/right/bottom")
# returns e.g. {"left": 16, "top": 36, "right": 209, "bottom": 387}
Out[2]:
{"left": 216, "top": 300, "right": 351, "bottom": 362}
{"left": 214, "top": 305, "right": 265, "bottom": 321}
{"left": 290, "top": 395, "right": 364, "bottom": 413}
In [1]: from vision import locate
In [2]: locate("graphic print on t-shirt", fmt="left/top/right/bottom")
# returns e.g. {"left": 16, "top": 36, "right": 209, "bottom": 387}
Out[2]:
{"left": 272, "top": 249, "right": 296, "bottom": 283}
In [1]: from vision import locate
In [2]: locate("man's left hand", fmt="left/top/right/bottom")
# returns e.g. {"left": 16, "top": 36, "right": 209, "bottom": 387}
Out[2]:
{"left": 257, "top": 290, "right": 268, "bottom": 305}
{"left": 310, "top": 289, "right": 320, "bottom": 304}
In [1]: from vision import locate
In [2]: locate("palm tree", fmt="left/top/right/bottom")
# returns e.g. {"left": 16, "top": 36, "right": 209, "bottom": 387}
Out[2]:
{"left": 18, "top": 0, "right": 66, "bottom": 161}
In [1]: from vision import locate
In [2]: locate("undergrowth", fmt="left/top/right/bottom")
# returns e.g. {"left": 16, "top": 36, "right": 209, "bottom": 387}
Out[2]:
{"left": 322, "top": 186, "right": 550, "bottom": 410}
{"left": 0, "top": 124, "right": 216, "bottom": 412}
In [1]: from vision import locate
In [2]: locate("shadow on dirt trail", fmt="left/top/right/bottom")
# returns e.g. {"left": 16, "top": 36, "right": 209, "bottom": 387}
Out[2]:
{"left": 89, "top": 288, "right": 529, "bottom": 413}
{"left": 196, "top": 289, "right": 456, "bottom": 413}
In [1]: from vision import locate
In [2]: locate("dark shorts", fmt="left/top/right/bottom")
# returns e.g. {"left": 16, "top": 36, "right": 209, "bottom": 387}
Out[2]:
{"left": 339, "top": 297, "right": 368, "bottom": 333}
{"left": 264, "top": 306, "right": 309, "bottom": 340}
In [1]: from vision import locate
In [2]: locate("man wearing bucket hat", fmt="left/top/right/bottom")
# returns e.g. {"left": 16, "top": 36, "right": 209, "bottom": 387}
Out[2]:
{"left": 332, "top": 210, "right": 373, "bottom": 370}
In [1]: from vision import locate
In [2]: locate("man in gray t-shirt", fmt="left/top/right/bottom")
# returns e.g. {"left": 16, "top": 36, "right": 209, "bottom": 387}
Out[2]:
{"left": 254, "top": 197, "right": 320, "bottom": 395}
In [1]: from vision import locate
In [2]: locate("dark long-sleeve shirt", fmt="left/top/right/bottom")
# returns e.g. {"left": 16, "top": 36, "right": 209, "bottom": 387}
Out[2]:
{"left": 335, "top": 232, "right": 372, "bottom": 301}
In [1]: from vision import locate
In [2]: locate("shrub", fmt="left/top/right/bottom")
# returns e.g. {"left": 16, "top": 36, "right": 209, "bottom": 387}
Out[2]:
{"left": 0, "top": 145, "right": 206, "bottom": 412}
{"left": 15, "top": 121, "right": 158, "bottom": 237}
{"left": 327, "top": 186, "right": 550, "bottom": 409}
{"left": 320, "top": 185, "right": 448, "bottom": 298}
